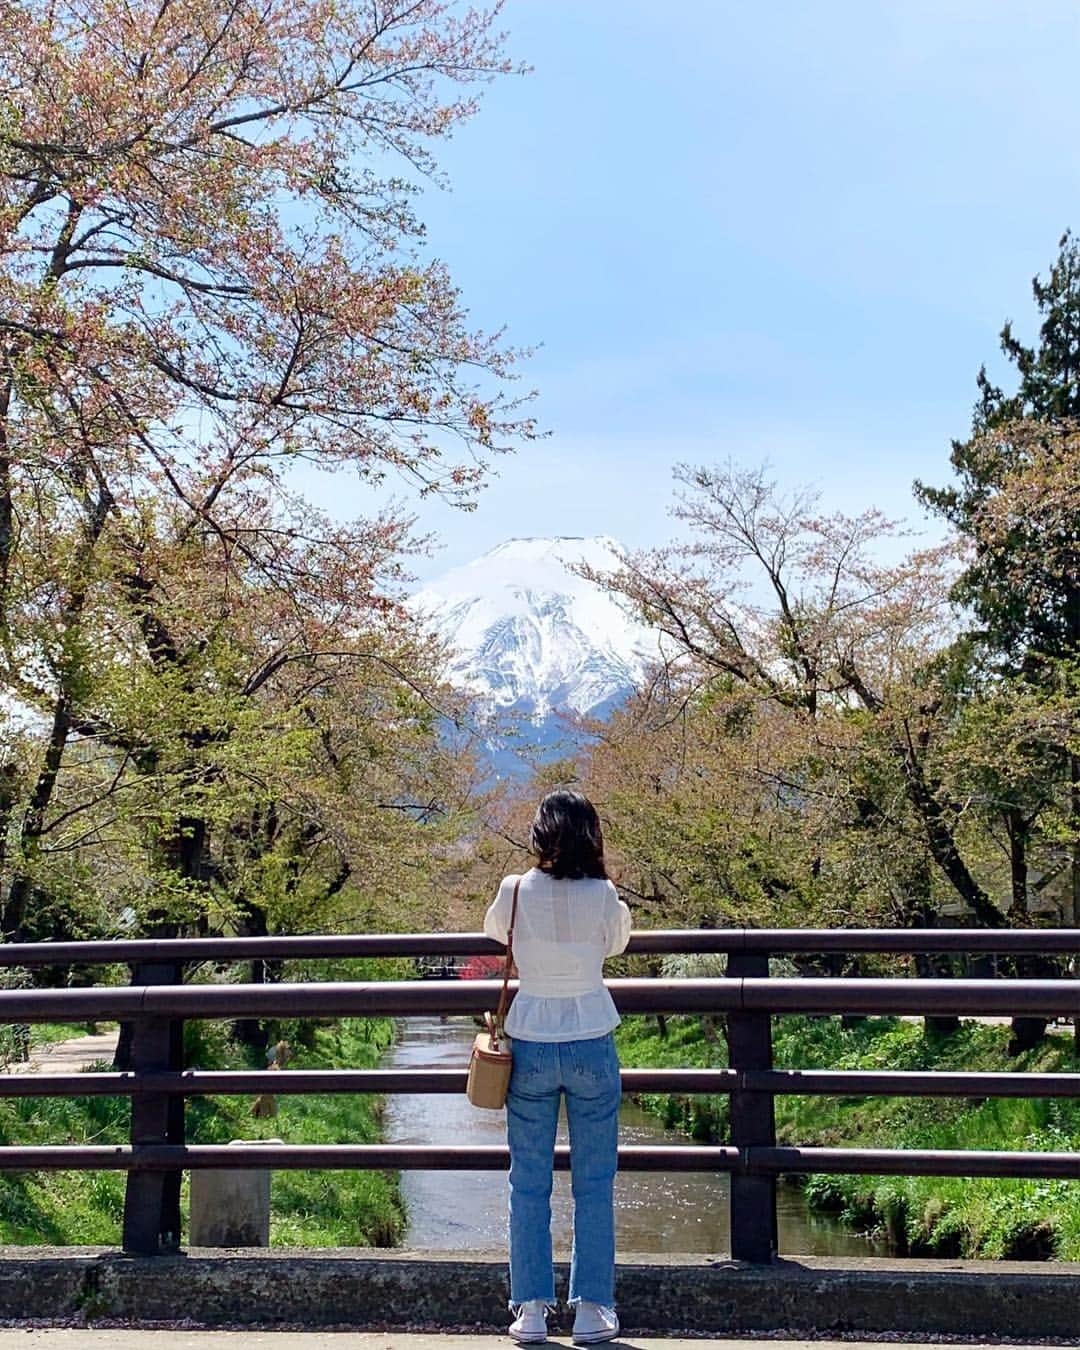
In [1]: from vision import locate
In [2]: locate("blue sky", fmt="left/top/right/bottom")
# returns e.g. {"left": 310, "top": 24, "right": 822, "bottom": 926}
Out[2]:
{"left": 304, "top": 1, "right": 1080, "bottom": 582}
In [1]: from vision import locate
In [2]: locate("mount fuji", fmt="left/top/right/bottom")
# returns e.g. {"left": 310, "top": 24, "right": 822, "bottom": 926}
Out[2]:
{"left": 410, "top": 536, "right": 658, "bottom": 773}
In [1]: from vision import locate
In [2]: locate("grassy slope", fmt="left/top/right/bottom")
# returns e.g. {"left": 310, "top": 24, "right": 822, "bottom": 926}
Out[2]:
{"left": 0, "top": 1016, "right": 404, "bottom": 1247}
{"left": 616, "top": 1013, "right": 1080, "bottom": 1259}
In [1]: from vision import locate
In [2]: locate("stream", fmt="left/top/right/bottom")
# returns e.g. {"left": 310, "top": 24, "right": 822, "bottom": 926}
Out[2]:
{"left": 382, "top": 1016, "right": 887, "bottom": 1256}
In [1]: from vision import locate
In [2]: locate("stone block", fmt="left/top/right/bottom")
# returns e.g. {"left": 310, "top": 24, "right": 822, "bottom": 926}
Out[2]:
{"left": 188, "top": 1139, "right": 279, "bottom": 1248}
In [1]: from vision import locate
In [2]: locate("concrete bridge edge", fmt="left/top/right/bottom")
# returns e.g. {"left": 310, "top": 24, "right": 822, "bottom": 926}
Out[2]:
{"left": 0, "top": 1249, "right": 1077, "bottom": 1338}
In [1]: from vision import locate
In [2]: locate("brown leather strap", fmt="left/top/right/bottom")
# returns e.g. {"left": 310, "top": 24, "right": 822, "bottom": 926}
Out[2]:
{"left": 492, "top": 876, "right": 521, "bottom": 1047}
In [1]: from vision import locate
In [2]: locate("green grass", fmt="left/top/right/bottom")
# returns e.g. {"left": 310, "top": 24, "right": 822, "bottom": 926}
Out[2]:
{"left": 0, "top": 1015, "right": 405, "bottom": 1248}
{"left": 31, "top": 1021, "right": 108, "bottom": 1047}
{"left": 615, "top": 1012, "right": 1080, "bottom": 1259}
{"left": 257, "top": 1017, "right": 404, "bottom": 1248}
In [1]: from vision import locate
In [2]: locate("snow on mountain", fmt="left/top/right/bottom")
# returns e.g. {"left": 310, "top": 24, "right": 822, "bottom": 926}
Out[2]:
{"left": 410, "top": 536, "right": 658, "bottom": 721}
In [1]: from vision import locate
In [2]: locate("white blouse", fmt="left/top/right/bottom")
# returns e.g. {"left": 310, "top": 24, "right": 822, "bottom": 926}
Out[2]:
{"left": 483, "top": 868, "right": 632, "bottom": 1042}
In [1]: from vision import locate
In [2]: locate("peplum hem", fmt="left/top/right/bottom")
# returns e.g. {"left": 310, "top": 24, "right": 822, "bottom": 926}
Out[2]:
{"left": 504, "top": 987, "right": 621, "bottom": 1042}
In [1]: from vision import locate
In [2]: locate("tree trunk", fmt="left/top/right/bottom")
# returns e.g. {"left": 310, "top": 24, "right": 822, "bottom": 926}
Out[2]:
{"left": 1007, "top": 807, "right": 1029, "bottom": 924}
{"left": 0, "top": 355, "right": 14, "bottom": 635}
{"left": 1068, "top": 582, "right": 1080, "bottom": 927}
{"left": 0, "top": 758, "right": 17, "bottom": 893}
{"left": 1071, "top": 750, "right": 1080, "bottom": 925}
{"left": 1, "top": 470, "right": 112, "bottom": 941}
{"left": 1009, "top": 1013, "right": 1049, "bottom": 1055}
{"left": 1002, "top": 807, "right": 1050, "bottom": 1051}
{"left": 112, "top": 812, "right": 200, "bottom": 1071}
{"left": 233, "top": 899, "right": 272, "bottom": 1055}
{"left": 900, "top": 750, "right": 1004, "bottom": 928}
{"left": 113, "top": 1018, "right": 134, "bottom": 1071}
{"left": 848, "top": 685, "right": 1006, "bottom": 932}
{"left": 1, "top": 696, "right": 72, "bottom": 940}
{"left": 914, "top": 950, "right": 961, "bottom": 1038}
{"left": 903, "top": 864, "right": 961, "bottom": 1038}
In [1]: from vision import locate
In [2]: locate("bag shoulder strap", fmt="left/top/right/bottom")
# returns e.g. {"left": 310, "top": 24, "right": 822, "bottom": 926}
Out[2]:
{"left": 492, "top": 876, "right": 521, "bottom": 1045}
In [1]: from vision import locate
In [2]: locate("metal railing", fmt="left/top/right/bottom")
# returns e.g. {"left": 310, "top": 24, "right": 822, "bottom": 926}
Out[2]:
{"left": 2, "top": 927, "right": 1080, "bottom": 1261}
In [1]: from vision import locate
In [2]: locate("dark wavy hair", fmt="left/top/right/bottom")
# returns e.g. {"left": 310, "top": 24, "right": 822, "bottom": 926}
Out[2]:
{"left": 530, "top": 789, "right": 608, "bottom": 880}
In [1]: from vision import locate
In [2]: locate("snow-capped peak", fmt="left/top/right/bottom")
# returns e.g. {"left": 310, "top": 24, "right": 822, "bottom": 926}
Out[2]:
{"left": 411, "top": 535, "right": 656, "bottom": 719}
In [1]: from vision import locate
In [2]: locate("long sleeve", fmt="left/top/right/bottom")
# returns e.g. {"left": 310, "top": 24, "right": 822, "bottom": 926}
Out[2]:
{"left": 483, "top": 875, "right": 518, "bottom": 946}
{"left": 604, "top": 884, "right": 632, "bottom": 956}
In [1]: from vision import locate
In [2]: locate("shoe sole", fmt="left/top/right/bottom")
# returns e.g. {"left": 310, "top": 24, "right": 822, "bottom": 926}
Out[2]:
{"left": 573, "top": 1332, "right": 619, "bottom": 1345}
{"left": 509, "top": 1335, "right": 548, "bottom": 1345}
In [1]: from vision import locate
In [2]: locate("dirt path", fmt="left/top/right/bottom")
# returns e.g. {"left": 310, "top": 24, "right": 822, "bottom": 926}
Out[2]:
{"left": 3, "top": 1029, "right": 119, "bottom": 1074}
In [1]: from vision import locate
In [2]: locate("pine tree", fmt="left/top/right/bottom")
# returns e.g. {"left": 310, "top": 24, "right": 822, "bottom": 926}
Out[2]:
{"left": 916, "top": 232, "right": 1080, "bottom": 941}
{"left": 916, "top": 231, "right": 1080, "bottom": 670}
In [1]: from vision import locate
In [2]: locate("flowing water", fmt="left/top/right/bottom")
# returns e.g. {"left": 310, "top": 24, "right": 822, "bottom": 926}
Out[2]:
{"left": 382, "top": 1016, "right": 887, "bottom": 1256}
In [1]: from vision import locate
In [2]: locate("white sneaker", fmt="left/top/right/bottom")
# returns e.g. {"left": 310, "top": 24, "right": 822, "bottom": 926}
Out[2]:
{"left": 509, "top": 1299, "right": 552, "bottom": 1344}
{"left": 572, "top": 1300, "right": 619, "bottom": 1345}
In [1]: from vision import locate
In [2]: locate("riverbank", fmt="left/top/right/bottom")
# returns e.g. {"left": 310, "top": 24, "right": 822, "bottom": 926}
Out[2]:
{"left": 615, "top": 1013, "right": 1080, "bottom": 1260}
{"left": 0, "top": 1016, "right": 404, "bottom": 1248}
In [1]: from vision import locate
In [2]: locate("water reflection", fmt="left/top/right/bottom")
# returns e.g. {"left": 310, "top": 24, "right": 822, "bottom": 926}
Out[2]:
{"left": 382, "top": 1017, "right": 886, "bottom": 1257}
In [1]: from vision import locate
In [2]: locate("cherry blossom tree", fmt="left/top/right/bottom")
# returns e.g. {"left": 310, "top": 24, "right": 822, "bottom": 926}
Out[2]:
{"left": 0, "top": 0, "right": 533, "bottom": 941}
{"left": 580, "top": 463, "right": 999, "bottom": 924}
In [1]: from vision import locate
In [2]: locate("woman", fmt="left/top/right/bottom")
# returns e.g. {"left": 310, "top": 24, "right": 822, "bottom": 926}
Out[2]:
{"left": 484, "top": 789, "right": 632, "bottom": 1345}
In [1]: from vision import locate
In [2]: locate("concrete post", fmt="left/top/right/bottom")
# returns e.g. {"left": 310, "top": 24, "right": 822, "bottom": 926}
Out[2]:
{"left": 189, "top": 1139, "right": 281, "bottom": 1248}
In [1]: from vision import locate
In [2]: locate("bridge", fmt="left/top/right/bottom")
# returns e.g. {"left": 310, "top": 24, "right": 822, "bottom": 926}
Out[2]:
{"left": 4, "top": 926, "right": 1080, "bottom": 1337}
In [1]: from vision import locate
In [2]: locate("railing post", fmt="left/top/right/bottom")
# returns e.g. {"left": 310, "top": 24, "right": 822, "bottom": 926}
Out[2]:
{"left": 121, "top": 961, "right": 184, "bottom": 1254}
{"left": 725, "top": 948, "right": 777, "bottom": 1263}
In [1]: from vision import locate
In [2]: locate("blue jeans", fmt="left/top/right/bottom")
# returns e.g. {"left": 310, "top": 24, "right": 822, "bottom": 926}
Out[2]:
{"left": 506, "top": 1032, "right": 621, "bottom": 1307}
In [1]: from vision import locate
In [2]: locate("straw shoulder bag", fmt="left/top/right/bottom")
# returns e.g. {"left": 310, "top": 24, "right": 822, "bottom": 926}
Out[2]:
{"left": 466, "top": 876, "right": 520, "bottom": 1109}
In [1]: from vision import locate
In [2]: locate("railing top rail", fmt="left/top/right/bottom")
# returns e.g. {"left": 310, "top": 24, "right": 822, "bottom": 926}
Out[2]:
{"left": 6, "top": 1066, "right": 1080, "bottom": 1101}
{"left": 4, "top": 926, "right": 1080, "bottom": 966}
{"left": 3, "top": 975, "right": 1080, "bottom": 1021}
